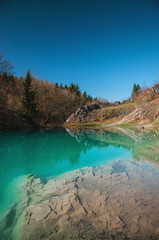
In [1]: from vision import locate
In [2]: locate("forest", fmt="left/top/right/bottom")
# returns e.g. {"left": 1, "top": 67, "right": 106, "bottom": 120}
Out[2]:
{"left": 0, "top": 55, "right": 95, "bottom": 129}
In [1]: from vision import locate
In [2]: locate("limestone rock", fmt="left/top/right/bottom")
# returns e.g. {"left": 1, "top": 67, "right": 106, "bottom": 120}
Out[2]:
{"left": 65, "top": 103, "right": 101, "bottom": 123}
{"left": 1, "top": 160, "right": 159, "bottom": 240}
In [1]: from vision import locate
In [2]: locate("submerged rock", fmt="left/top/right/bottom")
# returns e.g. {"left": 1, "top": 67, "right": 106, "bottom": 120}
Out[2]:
{"left": 1, "top": 160, "right": 159, "bottom": 240}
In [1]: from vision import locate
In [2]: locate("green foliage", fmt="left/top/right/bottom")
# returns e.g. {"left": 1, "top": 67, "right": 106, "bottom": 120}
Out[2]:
{"left": 132, "top": 83, "right": 141, "bottom": 95}
{"left": 69, "top": 82, "right": 81, "bottom": 96}
{"left": 82, "top": 91, "right": 93, "bottom": 103}
{"left": 87, "top": 94, "right": 93, "bottom": 102}
{"left": 55, "top": 83, "right": 58, "bottom": 88}
{"left": 75, "top": 84, "right": 80, "bottom": 96}
{"left": 69, "top": 82, "right": 75, "bottom": 92}
{"left": 83, "top": 91, "right": 87, "bottom": 103}
{"left": 59, "top": 83, "right": 63, "bottom": 88}
{"left": 22, "top": 70, "right": 37, "bottom": 121}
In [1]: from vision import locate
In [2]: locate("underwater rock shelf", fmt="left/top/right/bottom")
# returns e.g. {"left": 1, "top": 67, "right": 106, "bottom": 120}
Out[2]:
{"left": 1, "top": 159, "right": 159, "bottom": 240}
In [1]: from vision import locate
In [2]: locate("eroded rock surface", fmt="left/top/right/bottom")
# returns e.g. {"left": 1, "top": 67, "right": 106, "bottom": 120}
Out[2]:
{"left": 1, "top": 160, "right": 159, "bottom": 240}
{"left": 65, "top": 103, "right": 101, "bottom": 123}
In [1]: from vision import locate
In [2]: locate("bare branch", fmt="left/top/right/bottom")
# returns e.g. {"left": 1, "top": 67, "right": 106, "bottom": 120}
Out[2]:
{"left": 0, "top": 53, "right": 13, "bottom": 75}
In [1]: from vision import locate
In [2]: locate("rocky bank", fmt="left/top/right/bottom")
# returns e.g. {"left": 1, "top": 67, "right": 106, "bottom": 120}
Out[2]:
{"left": 65, "top": 103, "right": 102, "bottom": 123}
{"left": 65, "top": 84, "right": 159, "bottom": 125}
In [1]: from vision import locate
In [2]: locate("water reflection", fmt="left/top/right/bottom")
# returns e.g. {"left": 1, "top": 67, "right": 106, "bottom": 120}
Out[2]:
{"left": 0, "top": 127, "right": 159, "bottom": 175}
{"left": 1, "top": 127, "right": 159, "bottom": 239}
{"left": 66, "top": 127, "right": 159, "bottom": 164}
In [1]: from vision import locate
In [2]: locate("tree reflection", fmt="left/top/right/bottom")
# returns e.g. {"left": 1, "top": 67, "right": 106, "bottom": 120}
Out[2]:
{"left": 0, "top": 127, "right": 159, "bottom": 175}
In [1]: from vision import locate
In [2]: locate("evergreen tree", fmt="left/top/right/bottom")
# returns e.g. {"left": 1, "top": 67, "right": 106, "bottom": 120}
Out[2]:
{"left": 55, "top": 83, "right": 58, "bottom": 88}
{"left": 136, "top": 84, "right": 141, "bottom": 91}
{"left": 132, "top": 83, "right": 137, "bottom": 94}
{"left": 69, "top": 82, "right": 81, "bottom": 96}
{"left": 82, "top": 91, "right": 87, "bottom": 104}
{"left": 87, "top": 94, "right": 93, "bottom": 102}
{"left": 69, "top": 82, "right": 76, "bottom": 93}
{"left": 132, "top": 83, "right": 141, "bottom": 95}
{"left": 64, "top": 84, "right": 68, "bottom": 89}
{"left": 75, "top": 84, "right": 80, "bottom": 96}
{"left": 83, "top": 91, "right": 87, "bottom": 100}
{"left": 59, "top": 83, "right": 63, "bottom": 88}
{"left": 22, "top": 70, "right": 37, "bottom": 121}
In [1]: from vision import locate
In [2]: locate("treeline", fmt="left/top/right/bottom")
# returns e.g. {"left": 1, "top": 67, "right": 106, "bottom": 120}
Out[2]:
{"left": 131, "top": 82, "right": 159, "bottom": 104}
{"left": 0, "top": 55, "right": 95, "bottom": 129}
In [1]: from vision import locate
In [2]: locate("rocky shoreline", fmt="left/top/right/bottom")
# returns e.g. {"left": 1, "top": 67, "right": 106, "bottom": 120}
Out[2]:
{"left": 1, "top": 159, "right": 159, "bottom": 240}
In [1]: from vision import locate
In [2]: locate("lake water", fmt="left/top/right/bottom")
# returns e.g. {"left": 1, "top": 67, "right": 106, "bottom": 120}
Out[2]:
{"left": 0, "top": 127, "right": 159, "bottom": 239}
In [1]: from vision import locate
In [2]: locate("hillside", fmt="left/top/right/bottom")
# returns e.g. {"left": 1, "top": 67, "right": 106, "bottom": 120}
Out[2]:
{"left": 0, "top": 70, "right": 94, "bottom": 130}
{"left": 65, "top": 84, "right": 159, "bottom": 126}
{"left": 1, "top": 55, "right": 159, "bottom": 130}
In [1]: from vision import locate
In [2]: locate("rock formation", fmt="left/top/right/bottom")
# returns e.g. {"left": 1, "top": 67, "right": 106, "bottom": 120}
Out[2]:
{"left": 1, "top": 159, "right": 159, "bottom": 240}
{"left": 65, "top": 83, "right": 159, "bottom": 125}
{"left": 65, "top": 103, "right": 101, "bottom": 123}
{"left": 152, "top": 84, "right": 159, "bottom": 96}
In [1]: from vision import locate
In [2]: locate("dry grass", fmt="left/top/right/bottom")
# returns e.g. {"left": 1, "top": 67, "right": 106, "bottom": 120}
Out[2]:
{"left": 96, "top": 102, "right": 136, "bottom": 123}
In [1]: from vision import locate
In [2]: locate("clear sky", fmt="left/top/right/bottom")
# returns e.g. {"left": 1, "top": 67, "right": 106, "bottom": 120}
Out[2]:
{"left": 0, "top": 0, "right": 159, "bottom": 101}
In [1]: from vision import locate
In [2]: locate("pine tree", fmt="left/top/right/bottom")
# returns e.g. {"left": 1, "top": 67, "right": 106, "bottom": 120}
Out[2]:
{"left": 59, "top": 83, "right": 63, "bottom": 88}
{"left": 64, "top": 84, "right": 68, "bottom": 89}
{"left": 22, "top": 70, "right": 37, "bottom": 121}
{"left": 83, "top": 91, "right": 87, "bottom": 100}
{"left": 87, "top": 94, "right": 93, "bottom": 102}
{"left": 75, "top": 84, "right": 80, "bottom": 96}
{"left": 69, "top": 82, "right": 76, "bottom": 93}
{"left": 69, "top": 82, "right": 81, "bottom": 96}
{"left": 136, "top": 84, "right": 141, "bottom": 92}
{"left": 132, "top": 83, "right": 137, "bottom": 95}
{"left": 132, "top": 83, "right": 141, "bottom": 96}
{"left": 55, "top": 83, "right": 58, "bottom": 88}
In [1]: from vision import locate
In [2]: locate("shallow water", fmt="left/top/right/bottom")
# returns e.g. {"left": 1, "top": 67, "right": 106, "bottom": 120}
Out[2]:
{"left": 0, "top": 127, "right": 159, "bottom": 239}
{"left": 0, "top": 128, "right": 132, "bottom": 211}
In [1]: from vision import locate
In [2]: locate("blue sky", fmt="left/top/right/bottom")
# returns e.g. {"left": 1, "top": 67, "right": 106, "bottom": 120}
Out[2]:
{"left": 0, "top": 0, "right": 159, "bottom": 101}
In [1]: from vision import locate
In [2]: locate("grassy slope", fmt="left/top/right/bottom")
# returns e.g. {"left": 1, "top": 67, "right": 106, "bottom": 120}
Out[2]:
{"left": 65, "top": 96, "right": 159, "bottom": 128}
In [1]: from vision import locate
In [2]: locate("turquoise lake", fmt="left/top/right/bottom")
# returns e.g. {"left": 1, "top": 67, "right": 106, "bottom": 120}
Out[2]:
{"left": 1, "top": 127, "right": 159, "bottom": 240}
{"left": 0, "top": 127, "right": 159, "bottom": 213}
{"left": 0, "top": 128, "right": 132, "bottom": 211}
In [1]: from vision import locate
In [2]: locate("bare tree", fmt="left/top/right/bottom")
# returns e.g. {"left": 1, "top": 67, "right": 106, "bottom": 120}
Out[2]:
{"left": 0, "top": 54, "right": 13, "bottom": 75}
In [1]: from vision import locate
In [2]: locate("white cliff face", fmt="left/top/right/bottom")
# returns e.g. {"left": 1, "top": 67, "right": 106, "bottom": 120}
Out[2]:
{"left": 1, "top": 159, "right": 159, "bottom": 240}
